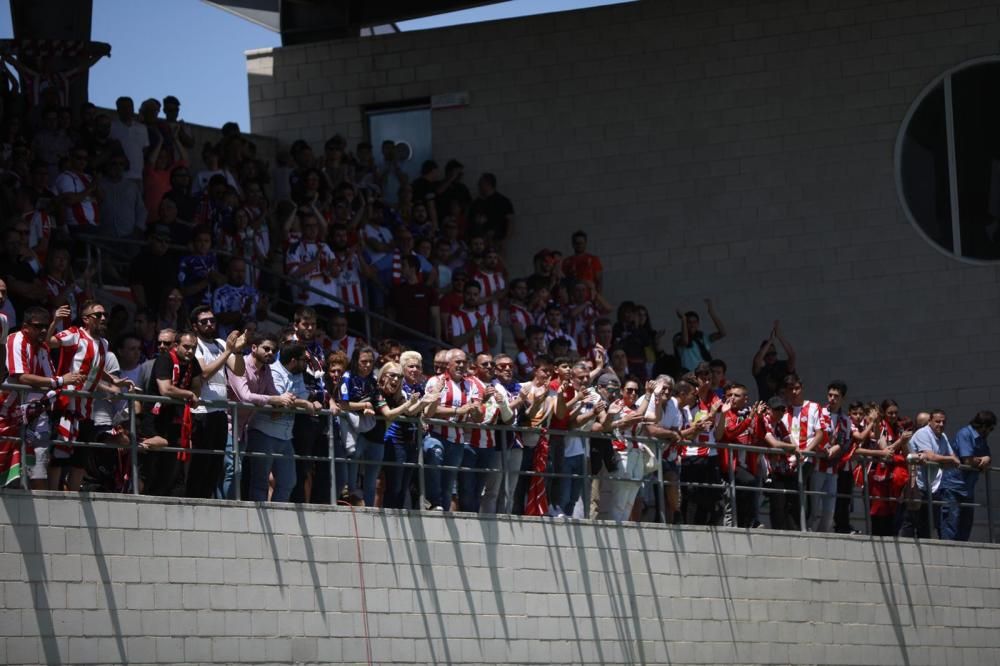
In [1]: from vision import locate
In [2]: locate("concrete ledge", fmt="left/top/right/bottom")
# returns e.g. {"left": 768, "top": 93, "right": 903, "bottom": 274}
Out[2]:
{"left": 1, "top": 490, "right": 999, "bottom": 664}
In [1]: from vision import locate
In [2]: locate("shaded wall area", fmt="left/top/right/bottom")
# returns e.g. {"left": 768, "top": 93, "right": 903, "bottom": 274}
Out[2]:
{"left": 246, "top": 0, "right": 1000, "bottom": 426}
{"left": 1, "top": 491, "right": 998, "bottom": 664}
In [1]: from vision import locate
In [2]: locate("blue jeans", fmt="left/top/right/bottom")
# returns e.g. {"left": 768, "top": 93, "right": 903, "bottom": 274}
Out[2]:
{"left": 555, "top": 454, "right": 585, "bottom": 515}
{"left": 459, "top": 447, "right": 500, "bottom": 513}
{"left": 246, "top": 429, "right": 296, "bottom": 502}
{"left": 217, "top": 430, "right": 236, "bottom": 500}
{"left": 938, "top": 488, "right": 964, "bottom": 540}
{"left": 424, "top": 436, "right": 465, "bottom": 510}
{"left": 348, "top": 434, "right": 384, "bottom": 507}
{"left": 382, "top": 441, "right": 416, "bottom": 509}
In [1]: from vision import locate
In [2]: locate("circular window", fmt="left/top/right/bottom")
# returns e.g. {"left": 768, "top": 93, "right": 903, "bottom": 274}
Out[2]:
{"left": 896, "top": 57, "right": 1000, "bottom": 263}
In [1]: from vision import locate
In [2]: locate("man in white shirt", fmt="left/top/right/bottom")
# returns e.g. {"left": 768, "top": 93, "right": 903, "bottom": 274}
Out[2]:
{"left": 108, "top": 97, "right": 149, "bottom": 182}
{"left": 189, "top": 305, "right": 246, "bottom": 498}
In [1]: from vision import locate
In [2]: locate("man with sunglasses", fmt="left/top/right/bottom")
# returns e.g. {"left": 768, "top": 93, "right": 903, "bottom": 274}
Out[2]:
{"left": 48, "top": 301, "right": 129, "bottom": 490}
{"left": 227, "top": 331, "right": 296, "bottom": 500}
{"left": 423, "top": 348, "right": 483, "bottom": 511}
{"left": 189, "top": 305, "right": 246, "bottom": 499}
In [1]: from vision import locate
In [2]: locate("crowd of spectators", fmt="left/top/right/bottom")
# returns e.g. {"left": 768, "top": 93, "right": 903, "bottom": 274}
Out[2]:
{"left": 0, "top": 83, "right": 994, "bottom": 543}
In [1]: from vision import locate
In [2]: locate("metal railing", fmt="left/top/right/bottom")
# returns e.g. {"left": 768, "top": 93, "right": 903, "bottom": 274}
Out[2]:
{"left": 1, "top": 381, "right": 995, "bottom": 542}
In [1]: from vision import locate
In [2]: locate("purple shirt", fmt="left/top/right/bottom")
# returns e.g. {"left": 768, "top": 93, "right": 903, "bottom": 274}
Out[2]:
{"left": 227, "top": 357, "right": 276, "bottom": 436}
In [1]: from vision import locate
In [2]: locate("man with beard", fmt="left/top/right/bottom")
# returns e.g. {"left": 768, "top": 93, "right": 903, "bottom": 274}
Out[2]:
{"left": 189, "top": 305, "right": 246, "bottom": 498}
{"left": 49, "top": 301, "right": 130, "bottom": 490}
{"left": 144, "top": 331, "right": 202, "bottom": 496}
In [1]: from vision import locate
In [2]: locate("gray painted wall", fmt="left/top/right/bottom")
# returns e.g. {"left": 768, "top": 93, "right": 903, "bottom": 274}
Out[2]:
{"left": 1, "top": 491, "right": 999, "bottom": 664}
{"left": 246, "top": 0, "right": 1000, "bottom": 425}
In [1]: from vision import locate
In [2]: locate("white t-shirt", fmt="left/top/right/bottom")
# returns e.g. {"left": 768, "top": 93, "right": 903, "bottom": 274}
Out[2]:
{"left": 91, "top": 352, "right": 120, "bottom": 427}
{"left": 194, "top": 338, "right": 228, "bottom": 414}
{"left": 564, "top": 400, "right": 596, "bottom": 458}
{"left": 109, "top": 119, "right": 150, "bottom": 180}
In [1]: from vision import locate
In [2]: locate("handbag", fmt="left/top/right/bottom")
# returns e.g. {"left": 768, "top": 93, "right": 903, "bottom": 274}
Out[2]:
{"left": 637, "top": 442, "right": 659, "bottom": 476}
{"left": 340, "top": 410, "right": 376, "bottom": 456}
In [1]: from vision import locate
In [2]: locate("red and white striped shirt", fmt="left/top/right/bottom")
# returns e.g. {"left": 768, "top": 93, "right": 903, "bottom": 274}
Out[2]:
{"left": 322, "top": 334, "right": 359, "bottom": 360}
{"left": 450, "top": 307, "right": 492, "bottom": 355}
{"left": 1, "top": 331, "right": 53, "bottom": 423}
{"left": 429, "top": 375, "right": 481, "bottom": 444}
{"left": 810, "top": 406, "right": 851, "bottom": 474}
{"left": 472, "top": 269, "right": 505, "bottom": 320}
{"left": 334, "top": 251, "right": 365, "bottom": 310}
{"left": 568, "top": 301, "right": 599, "bottom": 351}
{"left": 683, "top": 393, "right": 721, "bottom": 458}
{"left": 52, "top": 170, "right": 98, "bottom": 227}
{"left": 51, "top": 326, "right": 108, "bottom": 438}
{"left": 506, "top": 303, "right": 532, "bottom": 348}
{"left": 286, "top": 240, "right": 339, "bottom": 309}
{"left": 782, "top": 400, "right": 818, "bottom": 451}
{"left": 25, "top": 209, "right": 53, "bottom": 263}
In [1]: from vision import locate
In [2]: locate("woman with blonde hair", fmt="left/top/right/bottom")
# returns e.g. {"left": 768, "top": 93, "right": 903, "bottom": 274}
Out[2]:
{"left": 378, "top": 360, "right": 425, "bottom": 509}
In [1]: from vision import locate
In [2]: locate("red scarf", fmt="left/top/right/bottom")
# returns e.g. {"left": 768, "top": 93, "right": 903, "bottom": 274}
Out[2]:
{"left": 169, "top": 349, "right": 195, "bottom": 461}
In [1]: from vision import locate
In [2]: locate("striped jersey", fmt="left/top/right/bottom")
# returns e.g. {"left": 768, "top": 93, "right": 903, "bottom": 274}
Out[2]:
{"left": 51, "top": 326, "right": 108, "bottom": 439}
{"left": 1, "top": 331, "right": 53, "bottom": 422}
{"left": 428, "top": 375, "right": 481, "bottom": 444}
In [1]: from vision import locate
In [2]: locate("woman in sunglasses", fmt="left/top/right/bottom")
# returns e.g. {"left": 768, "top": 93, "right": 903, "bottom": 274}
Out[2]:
{"left": 378, "top": 359, "right": 425, "bottom": 509}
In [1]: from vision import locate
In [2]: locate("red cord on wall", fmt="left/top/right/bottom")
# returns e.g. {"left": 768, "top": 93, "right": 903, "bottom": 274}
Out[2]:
{"left": 345, "top": 500, "right": 373, "bottom": 666}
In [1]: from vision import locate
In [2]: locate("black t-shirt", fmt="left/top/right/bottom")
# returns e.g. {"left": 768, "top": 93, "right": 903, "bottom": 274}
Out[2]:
{"left": 389, "top": 282, "right": 438, "bottom": 336}
{"left": 436, "top": 181, "right": 471, "bottom": 217}
{"left": 754, "top": 360, "right": 790, "bottom": 402}
{"left": 148, "top": 352, "right": 202, "bottom": 426}
{"left": 129, "top": 249, "right": 179, "bottom": 313}
{"left": 411, "top": 176, "right": 436, "bottom": 205}
{"left": 468, "top": 192, "right": 514, "bottom": 240}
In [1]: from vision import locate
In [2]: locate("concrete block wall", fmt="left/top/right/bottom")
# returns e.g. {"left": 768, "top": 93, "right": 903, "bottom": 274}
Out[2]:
{"left": 2, "top": 491, "right": 1000, "bottom": 665}
{"left": 246, "top": 0, "right": 1000, "bottom": 425}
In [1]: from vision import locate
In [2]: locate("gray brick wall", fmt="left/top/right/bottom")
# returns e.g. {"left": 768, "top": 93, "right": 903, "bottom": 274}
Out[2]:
{"left": 248, "top": 0, "right": 1000, "bottom": 532}
{"left": 2, "top": 491, "right": 1000, "bottom": 664}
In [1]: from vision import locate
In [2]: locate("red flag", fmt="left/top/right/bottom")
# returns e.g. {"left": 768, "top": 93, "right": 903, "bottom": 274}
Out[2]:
{"left": 524, "top": 430, "right": 549, "bottom": 517}
{"left": 177, "top": 404, "right": 193, "bottom": 462}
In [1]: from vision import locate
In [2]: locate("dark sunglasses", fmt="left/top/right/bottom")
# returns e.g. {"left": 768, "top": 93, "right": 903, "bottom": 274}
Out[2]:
{"left": 197, "top": 317, "right": 216, "bottom": 325}
{"left": 86, "top": 311, "right": 108, "bottom": 319}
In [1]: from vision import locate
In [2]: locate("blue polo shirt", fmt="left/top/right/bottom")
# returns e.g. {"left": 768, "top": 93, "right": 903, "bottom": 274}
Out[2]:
{"left": 954, "top": 424, "right": 991, "bottom": 496}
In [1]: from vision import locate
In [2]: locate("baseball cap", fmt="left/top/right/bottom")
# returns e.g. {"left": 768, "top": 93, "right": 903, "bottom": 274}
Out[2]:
{"left": 596, "top": 373, "right": 620, "bottom": 388}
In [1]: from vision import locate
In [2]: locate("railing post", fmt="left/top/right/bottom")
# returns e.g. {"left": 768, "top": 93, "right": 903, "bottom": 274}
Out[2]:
{"left": 985, "top": 467, "right": 994, "bottom": 544}
{"left": 231, "top": 403, "right": 241, "bottom": 501}
{"left": 655, "top": 440, "right": 667, "bottom": 526}
{"left": 583, "top": 432, "right": 592, "bottom": 520}
{"left": 327, "top": 410, "right": 336, "bottom": 506}
{"left": 129, "top": 399, "right": 140, "bottom": 495}
{"left": 924, "top": 463, "right": 934, "bottom": 538}
{"left": 727, "top": 448, "right": 737, "bottom": 528}
{"left": 416, "top": 422, "right": 426, "bottom": 510}
{"left": 861, "top": 462, "right": 871, "bottom": 536}
{"left": 499, "top": 425, "right": 508, "bottom": 516}
{"left": 797, "top": 459, "right": 806, "bottom": 533}
{"left": 19, "top": 417, "right": 29, "bottom": 491}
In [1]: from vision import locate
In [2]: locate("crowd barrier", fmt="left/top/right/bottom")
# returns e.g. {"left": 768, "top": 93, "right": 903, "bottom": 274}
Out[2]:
{"left": 0, "top": 382, "right": 994, "bottom": 542}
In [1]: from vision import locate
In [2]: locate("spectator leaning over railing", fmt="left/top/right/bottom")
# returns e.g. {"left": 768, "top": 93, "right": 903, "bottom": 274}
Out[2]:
{"left": 900, "top": 409, "right": 961, "bottom": 539}
{"left": 246, "top": 342, "right": 316, "bottom": 502}
{"left": 0, "top": 305, "right": 59, "bottom": 488}
{"left": 952, "top": 410, "right": 995, "bottom": 541}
